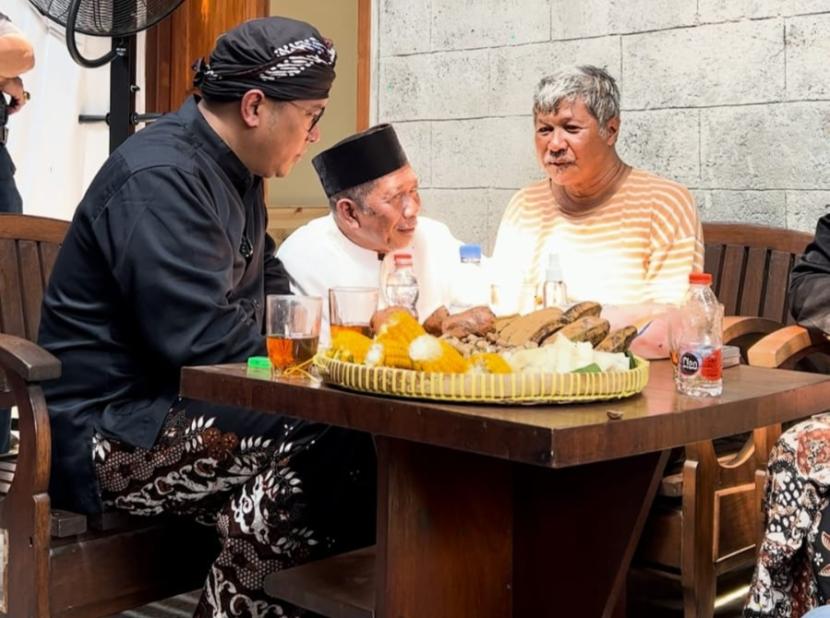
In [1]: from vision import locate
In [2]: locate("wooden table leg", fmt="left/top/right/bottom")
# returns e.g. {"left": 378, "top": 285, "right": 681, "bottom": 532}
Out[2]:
{"left": 375, "top": 437, "right": 668, "bottom": 618}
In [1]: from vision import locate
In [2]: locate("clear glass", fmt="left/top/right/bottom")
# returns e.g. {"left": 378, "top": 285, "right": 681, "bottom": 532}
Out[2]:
{"left": 265, "top": 295, "right": 322, "bottom": 371}
{"left": 328, "top": 287, "right": 378, "bottom": 339}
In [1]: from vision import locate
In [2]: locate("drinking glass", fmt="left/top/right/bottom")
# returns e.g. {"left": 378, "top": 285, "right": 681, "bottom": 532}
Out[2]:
{"left": 266, "top": 295, "right": 322, "bottom": 371}
{"left": 328, "top": 287, "right": 378, "bottom": 339}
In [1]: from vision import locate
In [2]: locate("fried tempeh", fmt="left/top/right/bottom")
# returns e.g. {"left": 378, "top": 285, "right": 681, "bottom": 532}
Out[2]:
{"left": 546, "top": 316, "right": 610, "bottom": 346}
{"left": 595, "top": 325, "right": 638, "bottom": 353}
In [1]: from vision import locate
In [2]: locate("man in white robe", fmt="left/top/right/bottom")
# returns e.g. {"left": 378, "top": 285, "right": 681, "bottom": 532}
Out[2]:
{"left": 277, "top": 124, "right": 464, "bottom": 344}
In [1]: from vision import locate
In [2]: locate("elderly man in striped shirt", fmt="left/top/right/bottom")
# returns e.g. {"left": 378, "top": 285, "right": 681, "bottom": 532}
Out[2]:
{"left": 491, "top": 65, "right": 703, "bottom": 358}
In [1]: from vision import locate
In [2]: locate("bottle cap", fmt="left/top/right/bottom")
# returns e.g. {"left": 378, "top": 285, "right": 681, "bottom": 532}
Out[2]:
{"left": 689, "top": 272, "right": 712, "bottom": 285}
{"left": 247, "top": 356, "right": 272, "bottom": 371}
{"left": 459, "top": 244, "right": 482, "bottom": 262}
{"left": 393, "top": 252, "right": 413, "bottom": 266}
{"left": 546, "top": 253, "right": 563, "bottom": 281}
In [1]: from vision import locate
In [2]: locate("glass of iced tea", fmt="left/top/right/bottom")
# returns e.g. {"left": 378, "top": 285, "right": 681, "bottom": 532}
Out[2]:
{"left": 328, "top": 287, "right": 378, "bottom": 339}
{"left": 266, "top": 295, "right": 323, "bottom": 372}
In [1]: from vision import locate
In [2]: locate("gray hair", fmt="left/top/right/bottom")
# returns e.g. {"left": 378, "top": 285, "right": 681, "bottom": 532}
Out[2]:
{"left": 533, "top": 65, "right": 621, "bottom": 134}
{"left": 328, "top": 179, "right": 375, "bottom": 211}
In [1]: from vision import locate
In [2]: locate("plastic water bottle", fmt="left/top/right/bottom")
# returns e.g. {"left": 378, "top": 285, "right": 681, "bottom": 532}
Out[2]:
{"left": 543, "top": 253, "right": 568, "bottom": 309}
{"left": 449, "top": 244, "right": 489, "bottom": 313}
{"left": 385, "top": 252, "right": 419, "bottom": 317}
{"left": 674, "top": 272, "right": 723, "bottom": 397}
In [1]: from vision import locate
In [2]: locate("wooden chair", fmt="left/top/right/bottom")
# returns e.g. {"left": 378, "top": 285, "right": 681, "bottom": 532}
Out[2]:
{"left": 631, "top": 222, "right": 814, "bottom": 618}
{"left": 0, "top": 214, "right": 216, "bottom": 617}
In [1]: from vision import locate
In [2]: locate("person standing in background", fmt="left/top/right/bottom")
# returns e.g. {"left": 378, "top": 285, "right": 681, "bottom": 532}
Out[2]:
{"left": 0, "top": 9, "right": 34, "bottom": 214}
{"left": 0, "top": 11, "right": 34, "bottom": 455}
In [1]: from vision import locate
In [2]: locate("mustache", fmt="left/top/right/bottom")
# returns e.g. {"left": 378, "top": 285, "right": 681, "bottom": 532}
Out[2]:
{"left": 543, "top": 148, "right": 570, "bottom": 165}
{"left": 544, "top": 157, "right": 573, "bottom": 165}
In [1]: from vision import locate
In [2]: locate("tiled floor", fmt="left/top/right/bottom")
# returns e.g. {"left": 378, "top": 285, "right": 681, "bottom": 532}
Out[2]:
{"left": 109, "top": 591, "right": 200, "bottom": 617}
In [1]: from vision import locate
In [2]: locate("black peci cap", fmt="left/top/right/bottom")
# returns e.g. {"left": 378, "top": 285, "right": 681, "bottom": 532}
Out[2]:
{"left": 312, "top": 124, "right": 408, "bottom": 198}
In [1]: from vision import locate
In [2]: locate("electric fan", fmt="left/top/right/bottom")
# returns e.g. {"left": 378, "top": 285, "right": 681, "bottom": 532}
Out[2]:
{"left": 28, "top": 0, "right": 186, "bottom": 151}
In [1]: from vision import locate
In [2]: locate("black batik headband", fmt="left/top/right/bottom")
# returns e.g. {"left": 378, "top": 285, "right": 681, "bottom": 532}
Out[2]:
{"left": 193, "top": 17, "right": 336, "bottom": 102}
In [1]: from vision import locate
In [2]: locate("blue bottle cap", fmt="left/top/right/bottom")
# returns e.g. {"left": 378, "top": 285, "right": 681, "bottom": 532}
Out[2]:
{"left": 459, "top": 244, "right": 482, "bottom": 262}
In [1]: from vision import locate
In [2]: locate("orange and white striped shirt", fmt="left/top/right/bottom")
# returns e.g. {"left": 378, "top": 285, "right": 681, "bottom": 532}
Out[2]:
{"left": 491, "top": 169, "right": 704, "bottom": 305}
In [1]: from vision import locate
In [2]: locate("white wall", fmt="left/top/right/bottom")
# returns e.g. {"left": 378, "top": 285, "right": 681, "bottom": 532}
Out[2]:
{"left": 373, "top": 0, "right": 830, "bottom": 251}
{"left": 3, "top": 0, "right": 144, "bottom": 222}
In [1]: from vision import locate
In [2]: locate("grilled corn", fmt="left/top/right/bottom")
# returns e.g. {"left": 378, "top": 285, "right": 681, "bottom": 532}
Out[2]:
{"left": 409, "top": 334, "right": 469, "bottom": 373}
{"left": 468, "top": 352, "right": 513, "bottom": 374}
{"left": 328, "top": 330, "right": 373, "bottom": 364}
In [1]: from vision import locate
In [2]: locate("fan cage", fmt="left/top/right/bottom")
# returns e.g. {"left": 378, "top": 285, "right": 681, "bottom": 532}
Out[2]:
{"left": 28, "top": 0, "right": 182, "bottom": 37}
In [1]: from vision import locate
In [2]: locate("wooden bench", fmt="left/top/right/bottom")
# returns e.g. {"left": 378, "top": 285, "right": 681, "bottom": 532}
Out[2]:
{"left": 0, "top": 214, "right": 216, "bottom": 617}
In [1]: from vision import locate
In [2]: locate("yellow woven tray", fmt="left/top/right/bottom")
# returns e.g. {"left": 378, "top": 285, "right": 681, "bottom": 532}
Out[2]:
{"left": 314, "top": 355, "right": 650, "bottom": 404}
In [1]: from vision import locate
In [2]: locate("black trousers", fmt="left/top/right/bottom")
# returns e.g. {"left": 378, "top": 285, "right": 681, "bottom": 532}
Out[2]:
{"left": 0, "top": 144, "right": 22, "bottom": 214}
{"left": 0, "top": 144, "right": 21, "bottom": 453}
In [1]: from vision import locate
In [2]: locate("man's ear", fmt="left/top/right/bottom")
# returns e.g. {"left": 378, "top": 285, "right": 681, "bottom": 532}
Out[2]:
{"left": 605, "top": 116, "right": 620, "bottom": 145}
{"left": 240, "top": 89, "right": 266, "bottom": 128}
{"left": 334, "top": 198, "right": 361, "bottom": 228}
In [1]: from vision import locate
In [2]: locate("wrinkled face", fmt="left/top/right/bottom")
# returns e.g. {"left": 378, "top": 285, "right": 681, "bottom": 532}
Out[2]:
{"left": 255, "top": 97, "right": 327, "bottom": 178}
{"left": 351, "top": 165, "right": 421, "bottom": 253}
{"left": 534, "top": 97, "right": 619, "bottom": 191}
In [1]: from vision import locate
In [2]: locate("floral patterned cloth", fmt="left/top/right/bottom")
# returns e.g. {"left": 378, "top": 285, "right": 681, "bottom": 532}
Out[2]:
{"left": 746, "top": 414, "right": 830, "bottom": 617}
{"left": 94, "top": 407, "right": 374, "bottom": 618}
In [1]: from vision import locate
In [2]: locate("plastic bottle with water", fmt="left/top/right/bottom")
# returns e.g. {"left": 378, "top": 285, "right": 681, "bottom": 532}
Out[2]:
{"left": 674, "top": 272, "right": 723, "bottom": 397}
{"left": 385, "top": 252, "right": 419, "bottom": 317}
{"left": 543, "top": 253, "right": 568, "bottom": 309}
{"left": 449, "top": 244, "right": 489, "bottom": 313}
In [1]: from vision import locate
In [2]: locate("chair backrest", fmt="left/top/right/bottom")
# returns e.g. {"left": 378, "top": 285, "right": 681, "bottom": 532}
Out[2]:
{"left": 703, "top": 222, "right": 813, "bottom": 324}
{"left": 0, "top": 214, "right": 69, "bottom": 343}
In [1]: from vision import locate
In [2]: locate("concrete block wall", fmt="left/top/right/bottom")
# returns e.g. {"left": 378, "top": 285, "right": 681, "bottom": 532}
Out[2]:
{"left": 372, "top": 0, "right": 830, "bottom": 251}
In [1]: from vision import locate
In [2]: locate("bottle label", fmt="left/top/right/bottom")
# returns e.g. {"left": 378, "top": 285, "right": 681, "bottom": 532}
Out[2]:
{"left": 678, "top": 346, "right": 722, "bottom": 380}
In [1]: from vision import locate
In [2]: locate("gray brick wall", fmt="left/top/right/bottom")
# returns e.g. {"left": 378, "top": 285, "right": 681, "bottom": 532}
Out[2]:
{"left": 372, "top": 0, "right": 830, "bottom": 251}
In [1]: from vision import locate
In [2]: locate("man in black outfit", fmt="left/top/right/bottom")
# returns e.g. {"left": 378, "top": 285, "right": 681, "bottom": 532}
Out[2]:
{"left": 38, "top": 17, "right": 375, "bottom": 617}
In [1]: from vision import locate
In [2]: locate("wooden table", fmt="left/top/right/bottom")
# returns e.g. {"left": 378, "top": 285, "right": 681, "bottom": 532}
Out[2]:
{"left": 180, "top": 361, "right": 830, "bottom": 618}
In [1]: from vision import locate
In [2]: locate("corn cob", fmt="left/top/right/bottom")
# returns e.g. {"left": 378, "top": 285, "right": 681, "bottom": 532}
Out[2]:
{"left": 366, "top": 310, "right": 425, "bottom": 369}
{"left": 329, "top": 330, "right": 373, "bottom": 364}
{"left": 468, "top": 352, "right": 513, "bottom": 374}
{"left": 363, "top": 339, "right": 415, "bottom": 369}
{"left": 375, "top": 309, "right": 426, "bottom": 348}
{"left": 409, "top": 335, "right": 469, "bottom": 373}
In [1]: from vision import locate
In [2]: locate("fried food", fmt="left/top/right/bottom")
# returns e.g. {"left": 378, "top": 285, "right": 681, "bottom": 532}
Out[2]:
{"left": 423, "top": 306, "right": 449, "bottom": 336}
{"left": 595, "top": 326, "right": 638, "bottom": 353}
{"left": 498, "top": 308, "right": 563, "bottom": 346}
{"left": 441, "top": 306, "right": 496, "bottom": 338}
{"left": 549, "top": 316, "right": 610, "bottom": 347}
{"left": 561, "top": 301, "right": 602, "bottom": 324}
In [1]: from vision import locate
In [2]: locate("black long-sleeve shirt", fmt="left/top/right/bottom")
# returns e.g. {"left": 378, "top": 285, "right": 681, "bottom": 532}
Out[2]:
{"left": 790, "top": 213, "right": 830, "bottom": 335}
{"left": 38, "top": 97, "right": 290, "bottom": 513}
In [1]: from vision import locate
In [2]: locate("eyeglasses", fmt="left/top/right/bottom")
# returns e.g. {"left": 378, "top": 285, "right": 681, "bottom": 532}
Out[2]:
{"left": 288, "top": 101, "right": 325, "bottom": 134}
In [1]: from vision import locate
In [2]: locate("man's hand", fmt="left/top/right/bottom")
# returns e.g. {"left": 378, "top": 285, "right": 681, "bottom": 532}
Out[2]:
{"left": 0, "top": 76, "right": 28, "bottom": 114}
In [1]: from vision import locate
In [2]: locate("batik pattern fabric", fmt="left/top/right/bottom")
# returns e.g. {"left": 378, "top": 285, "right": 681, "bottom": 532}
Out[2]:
{"left": 94, "top": 409, "right": 324, "bottom": 618}
{"left": 746, "top": 413, "right": 830, "bottom": 617}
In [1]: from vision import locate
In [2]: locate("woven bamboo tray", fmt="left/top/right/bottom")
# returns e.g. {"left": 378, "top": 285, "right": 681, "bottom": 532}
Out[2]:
{"left": 314, "top": 355, "right": 650, "bottom": 404}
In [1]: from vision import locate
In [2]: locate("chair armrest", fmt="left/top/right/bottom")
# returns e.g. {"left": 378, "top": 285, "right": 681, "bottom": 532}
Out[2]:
{"left": 723, "top": 316, "right": 782, "bottom": 344}
{"left": 747, "top": 325, "right": 830, "bottom": 369}
{"left": 0, "top": 334, "right": 61, "bottom": 382}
